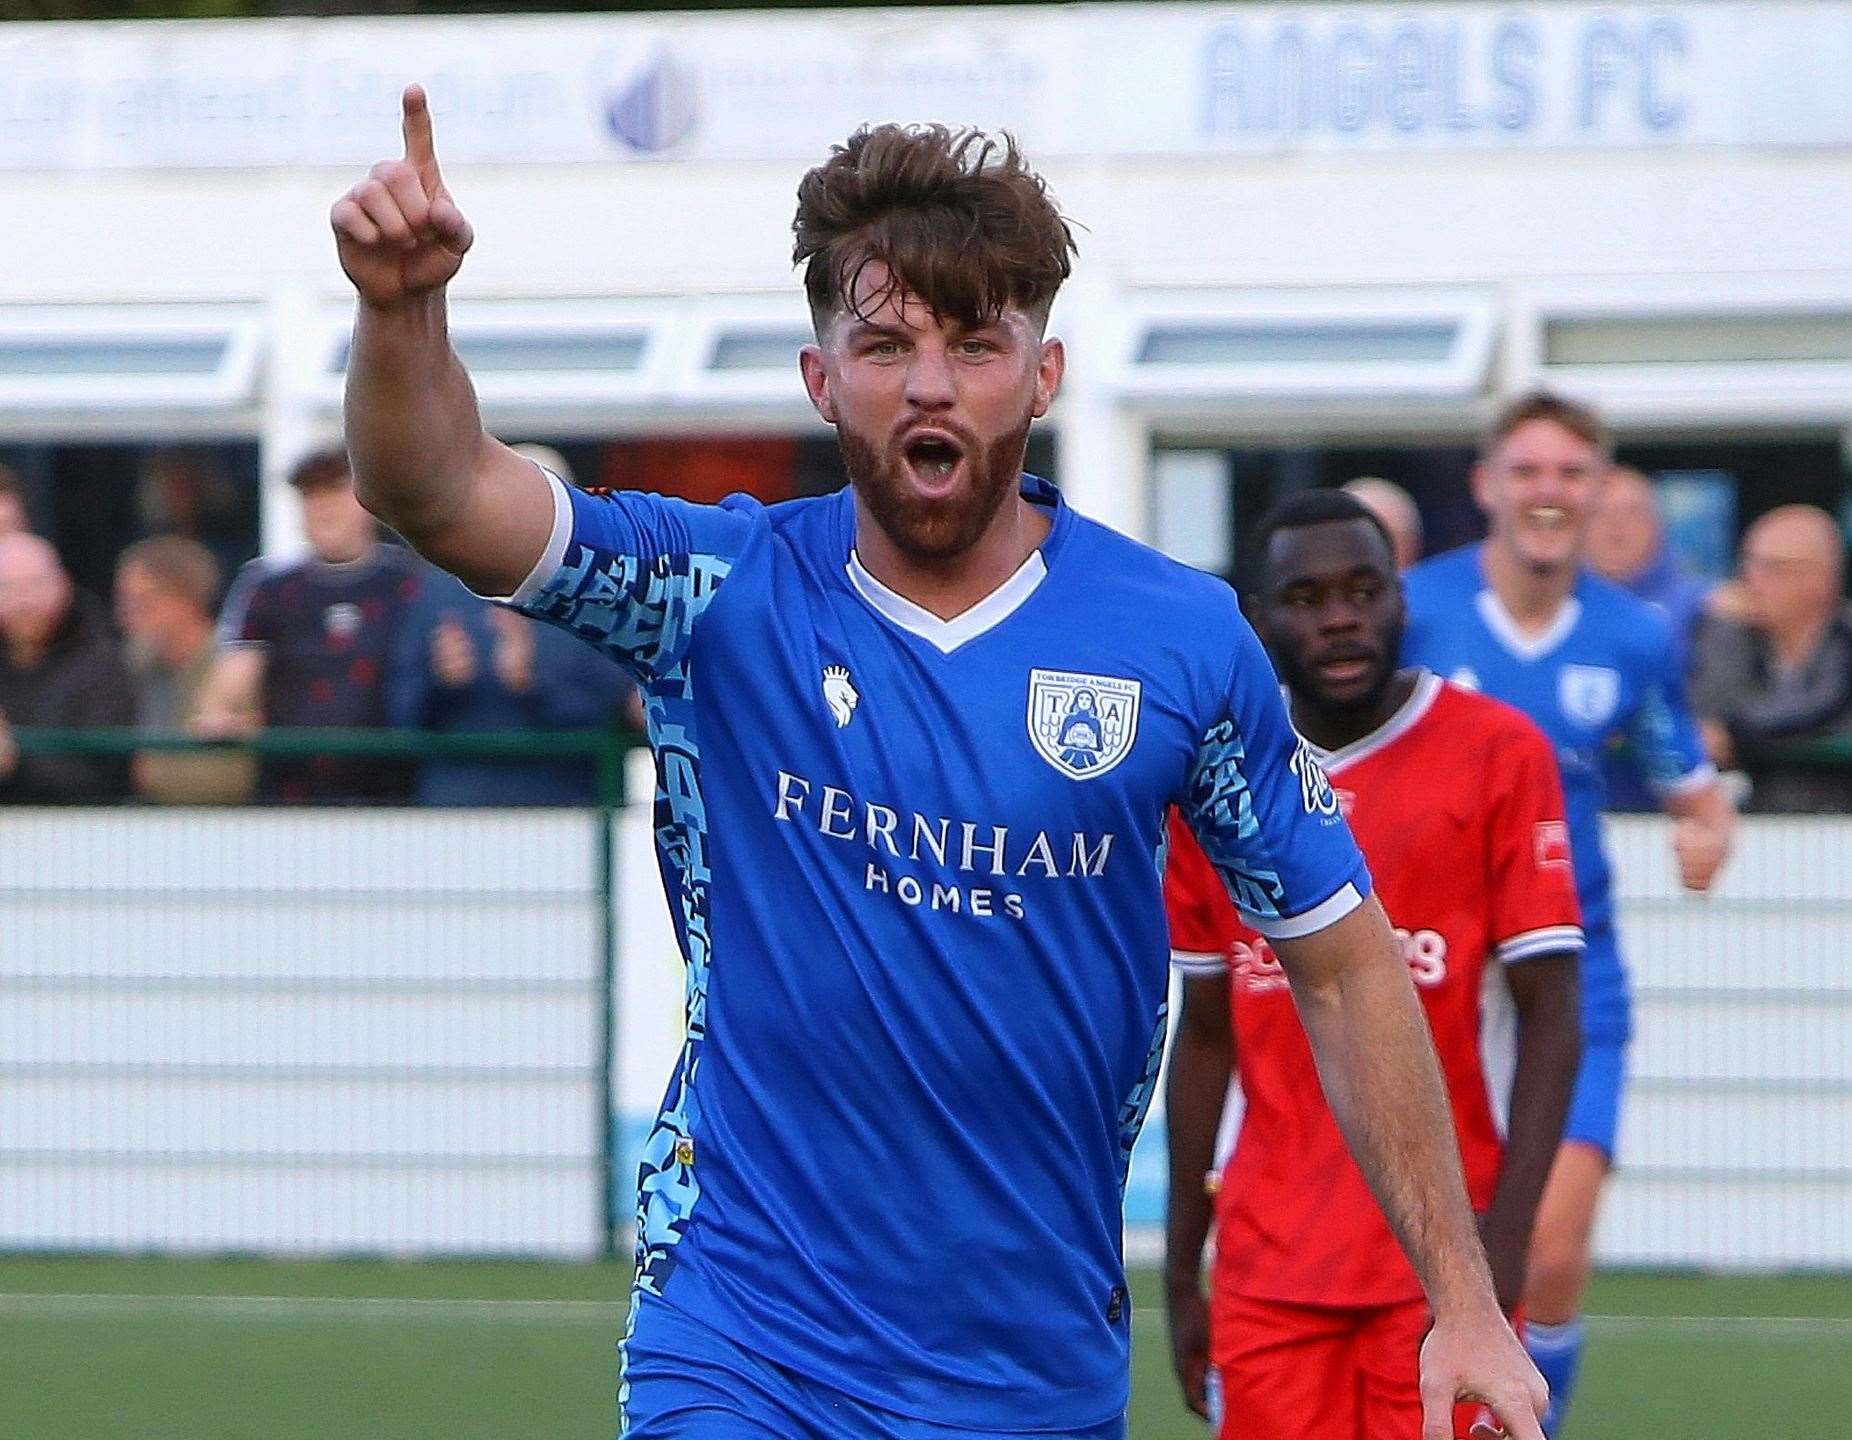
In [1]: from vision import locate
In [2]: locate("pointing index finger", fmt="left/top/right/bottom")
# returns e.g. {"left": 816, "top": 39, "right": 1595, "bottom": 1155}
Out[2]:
{"left": 401, "top": 84, "right": 441, "bottom": 186}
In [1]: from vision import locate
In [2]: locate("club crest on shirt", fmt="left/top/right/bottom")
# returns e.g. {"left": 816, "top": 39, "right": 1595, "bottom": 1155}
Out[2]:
{"left": 821, "top": 665, "right": 858, "bottom": 729}
{"left": 1558, "top": 663, "right": 1620, "bottom": 729}
{"left": 1290, "top": 740, "right": 1342, "bottom": 818}
{"left": 1026, "top": 668, "right": 1141, "bottom": 780}
{"left": 323, "top": 602, "right": 363, "bottom": 640}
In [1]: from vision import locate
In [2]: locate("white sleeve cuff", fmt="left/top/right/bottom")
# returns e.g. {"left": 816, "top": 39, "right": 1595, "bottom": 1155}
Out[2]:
{"left": 1170, "top": 949, "right": 1226, "bottom": 977}
{"left": 1496, "top": 925, "right": 1586, "bottom": 965}
{"left": 1243, "top": 880, "right": 1365, "bottom": 942}
{"left": 472, "top": 463, "right": 572, "bottom": 607}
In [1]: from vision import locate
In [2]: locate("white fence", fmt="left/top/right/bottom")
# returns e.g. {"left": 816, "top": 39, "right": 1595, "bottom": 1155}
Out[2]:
{"left": 1598, "top": 816, "right": 1852, "bottom": 1268}
{"left": 0, "top": 809, "right": 611, "bottom": 1256}
{"left": 0, "top": 805, "right": 1846, "bottom": 1268}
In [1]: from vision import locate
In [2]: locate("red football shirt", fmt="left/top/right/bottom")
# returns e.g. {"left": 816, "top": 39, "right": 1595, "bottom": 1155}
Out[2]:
{"left": 1166, "top": 672, "right": 1582, "bottom": 1308}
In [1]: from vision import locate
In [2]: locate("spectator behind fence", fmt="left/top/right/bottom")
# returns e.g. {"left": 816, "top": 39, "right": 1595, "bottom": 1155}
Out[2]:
{"left": 1692, "top": 504, "right": 1852, "bottom": 812}
{"left": 115, "top": 537, "right": 255, "bottom": 805}
{"left": 1587, "top": 467, "right": 1714, "bottom": 810}
{"left": 1587, "top": 466, "right": 1711, "bottom": 663}
{"left": 195, "top": 448, "right": 417, "bottom": 804}
{"left": 0, "top": 465, "right": 29, "bottom": 538}
{"left": 0, "top": 533, "right": 133, "bottom": 802}
{"left": 1341, "top": 476, "right": 1423, "bottom": 571}
{"left": 389, "top": 446, "right": 638, "bottom": 806}
{"left": 135, "top": 447, "right": 250, "bottom": 583}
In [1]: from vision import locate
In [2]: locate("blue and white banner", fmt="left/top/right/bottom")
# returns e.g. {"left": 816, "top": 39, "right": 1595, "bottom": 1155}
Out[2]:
{"left": 0, "top": 5, "right": 1850, "bottom": 170}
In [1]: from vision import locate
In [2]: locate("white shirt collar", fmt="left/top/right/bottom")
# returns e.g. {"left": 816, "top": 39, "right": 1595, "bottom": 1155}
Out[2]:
{"left": 845, "top": 547, "right": 1048, "bottom": 655}
{"left": 1475, "top": 588, "right": 1582, "bottom": 662}
{"left": 1302, "top": 669, "right": 1444, "bottom": 772}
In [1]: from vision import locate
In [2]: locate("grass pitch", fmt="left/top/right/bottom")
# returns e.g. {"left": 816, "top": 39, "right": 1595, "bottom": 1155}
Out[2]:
{"left": 0, "top": 1256, "right": 1842, "bottom": 1438}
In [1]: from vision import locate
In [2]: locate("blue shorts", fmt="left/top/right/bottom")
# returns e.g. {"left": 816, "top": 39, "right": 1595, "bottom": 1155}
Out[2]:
{"left": 1562, "top": 1033, "right": 1627, "bottom": 1163}
{"left": 619, "top": 1289, "right": 1126, "bottom": 1440}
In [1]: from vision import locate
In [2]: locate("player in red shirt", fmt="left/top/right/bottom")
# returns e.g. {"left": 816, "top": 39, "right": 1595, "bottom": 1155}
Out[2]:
{"left": 1164, "top": 490, "right": 1584, "bottom": 1440}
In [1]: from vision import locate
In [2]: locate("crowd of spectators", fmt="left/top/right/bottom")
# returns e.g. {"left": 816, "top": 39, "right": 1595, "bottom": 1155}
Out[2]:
{"left": 1354, "top": 465, "right": 1852, "bottom": 814}
{"left": 2, "top": 441, "right": 1850, "bottom": 811}
{"left": 0, "top": 447, "right": 638, "bottom": 807}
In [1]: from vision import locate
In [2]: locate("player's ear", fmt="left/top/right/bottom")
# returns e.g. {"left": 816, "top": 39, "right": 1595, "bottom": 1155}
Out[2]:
{"left": 799, "top": 344, "right": 837, "bottom": 425}
{"left": 1031, "top": 337, "right": 1065, "bottom": 418}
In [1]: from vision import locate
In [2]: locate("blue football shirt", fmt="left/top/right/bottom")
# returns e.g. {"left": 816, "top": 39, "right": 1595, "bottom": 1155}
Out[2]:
{"left": 509, "top": 470, "right": 1369, "bottom": 1430}
{"left": 1402, "top": 543, "right": 1713, "bottom": 1040}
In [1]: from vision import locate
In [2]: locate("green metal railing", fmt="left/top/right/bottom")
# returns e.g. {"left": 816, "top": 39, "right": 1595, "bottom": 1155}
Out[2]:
{"left": 1765, "top": 734, "right": 1852, "bottom": 767}
{"left": 9, "top": 726, "right": 641, "bottom": 808}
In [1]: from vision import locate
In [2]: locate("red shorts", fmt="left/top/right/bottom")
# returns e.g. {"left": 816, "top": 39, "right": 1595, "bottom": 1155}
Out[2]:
{"left": 1211, "top": 1292, "right": 1515, "bottom": 1440}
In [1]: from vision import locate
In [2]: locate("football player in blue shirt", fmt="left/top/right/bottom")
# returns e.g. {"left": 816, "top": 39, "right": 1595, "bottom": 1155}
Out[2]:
{"left": 333, "top": 85, "right": 1547, "bottom": 1440}
{"left": 1402, "top": 393, "right": 1736, "bottom": 1436}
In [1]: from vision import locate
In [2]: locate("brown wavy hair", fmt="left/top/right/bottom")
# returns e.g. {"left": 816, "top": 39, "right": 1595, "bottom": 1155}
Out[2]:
{"left": 1483, "top": 391, "right": 1612, "bottom": 459}
{"left": 793, "top": 124, "right": 1077, "bottom": 335}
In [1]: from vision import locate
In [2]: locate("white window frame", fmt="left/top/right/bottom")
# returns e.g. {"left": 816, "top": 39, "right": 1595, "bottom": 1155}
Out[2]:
{"left": 667, "top": 295, "right": 816, "bottom": 409}
{"left": 1108, "top": 288, "right": 1497, "bottom": 414}
{"left": 1508, "top": 278, "right": 1852, "bottom": 428}
{"left": 306, "top": 299, "right": 672, "bottom": 414}
{"left": 0, "top": 306, "right": 262, "bottom": 413}
{"left": 306, "top": 295, "right": 823, "bottom": 430}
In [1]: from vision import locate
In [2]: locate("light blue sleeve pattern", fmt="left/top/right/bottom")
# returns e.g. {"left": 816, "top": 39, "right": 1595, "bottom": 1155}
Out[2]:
{"left": 1627, "top": 611, "right": 1716, "bottom": 798}
{"left": 504, "top": 469, "right": 758, "bottom": 686}
{"left": 1178, "top": 617, "right": 1372, "bottom": 939}
{"left": 496, "top": 469, "right": 758, "bottom": 1303}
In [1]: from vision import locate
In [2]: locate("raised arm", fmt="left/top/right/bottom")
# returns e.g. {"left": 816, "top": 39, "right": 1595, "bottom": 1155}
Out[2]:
{"left": 332, "top": 85, "right": 551, "bottom": 597}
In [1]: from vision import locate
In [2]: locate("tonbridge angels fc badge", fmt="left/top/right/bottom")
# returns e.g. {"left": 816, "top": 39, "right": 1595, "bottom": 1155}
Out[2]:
{"left": 1026, "top": 668, "right": 1142, "bottom": 781}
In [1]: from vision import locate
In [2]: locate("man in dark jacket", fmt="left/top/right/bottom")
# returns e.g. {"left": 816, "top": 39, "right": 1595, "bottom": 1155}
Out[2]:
{"left": 387, "top": 446, "right": 636, "bottom": 806}
{"left": 1693, "top": 504, "right": 1852, "bottom": 812}
{"left": 0, "top": 532, "right": 134, "bottom": 801}
{"left": 389, "top": 560, "right": 636, "bottom": 805}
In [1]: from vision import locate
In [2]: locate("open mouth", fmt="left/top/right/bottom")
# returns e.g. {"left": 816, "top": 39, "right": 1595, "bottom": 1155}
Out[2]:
{"left": 902, "top": 433, "right": 967, "bottom": 491}
{"left": 1314, "top": 653, "right": 1376, "bottom": 684}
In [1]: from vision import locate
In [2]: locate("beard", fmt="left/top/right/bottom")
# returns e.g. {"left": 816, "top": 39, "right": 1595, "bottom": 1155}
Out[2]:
{"left": 838, "top": 413, "right": 1032, "bottom": 563}
{"left": 1267, "top": 614, "right": 1407, "bottom": 717}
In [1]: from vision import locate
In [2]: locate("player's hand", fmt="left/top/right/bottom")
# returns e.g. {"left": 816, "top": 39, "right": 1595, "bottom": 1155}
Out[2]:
{"left": 331, "top": 85, "right": 474, "bottom": 307}
{"left": 431, "top": 615, "right": 478, "bottom": 688}
{"left": 1165, "top": 1286, "right": 1211, "bottom": 1420}
{"left": 0, "top": 709, "right": 16, "bottom": 781}
{"left": 1419, "top": 1307, "right": 1547, "bottom": 1440}
{"left": 1672, "top": 814, "right": 1727, "bottom": 893}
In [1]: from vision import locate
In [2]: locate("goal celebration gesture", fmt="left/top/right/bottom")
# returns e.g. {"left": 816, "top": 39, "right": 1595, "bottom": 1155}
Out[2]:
{"left": 331, "top": 85, "right": 475, "bottom": 307}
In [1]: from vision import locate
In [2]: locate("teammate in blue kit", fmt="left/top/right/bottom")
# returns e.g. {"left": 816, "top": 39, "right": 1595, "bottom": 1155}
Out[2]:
{"left": 1402, "top": 392, "right": 1737, "bottom": 1436}
{"left": 333, "top": 86, "right": 1547, "bottom": 1440}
